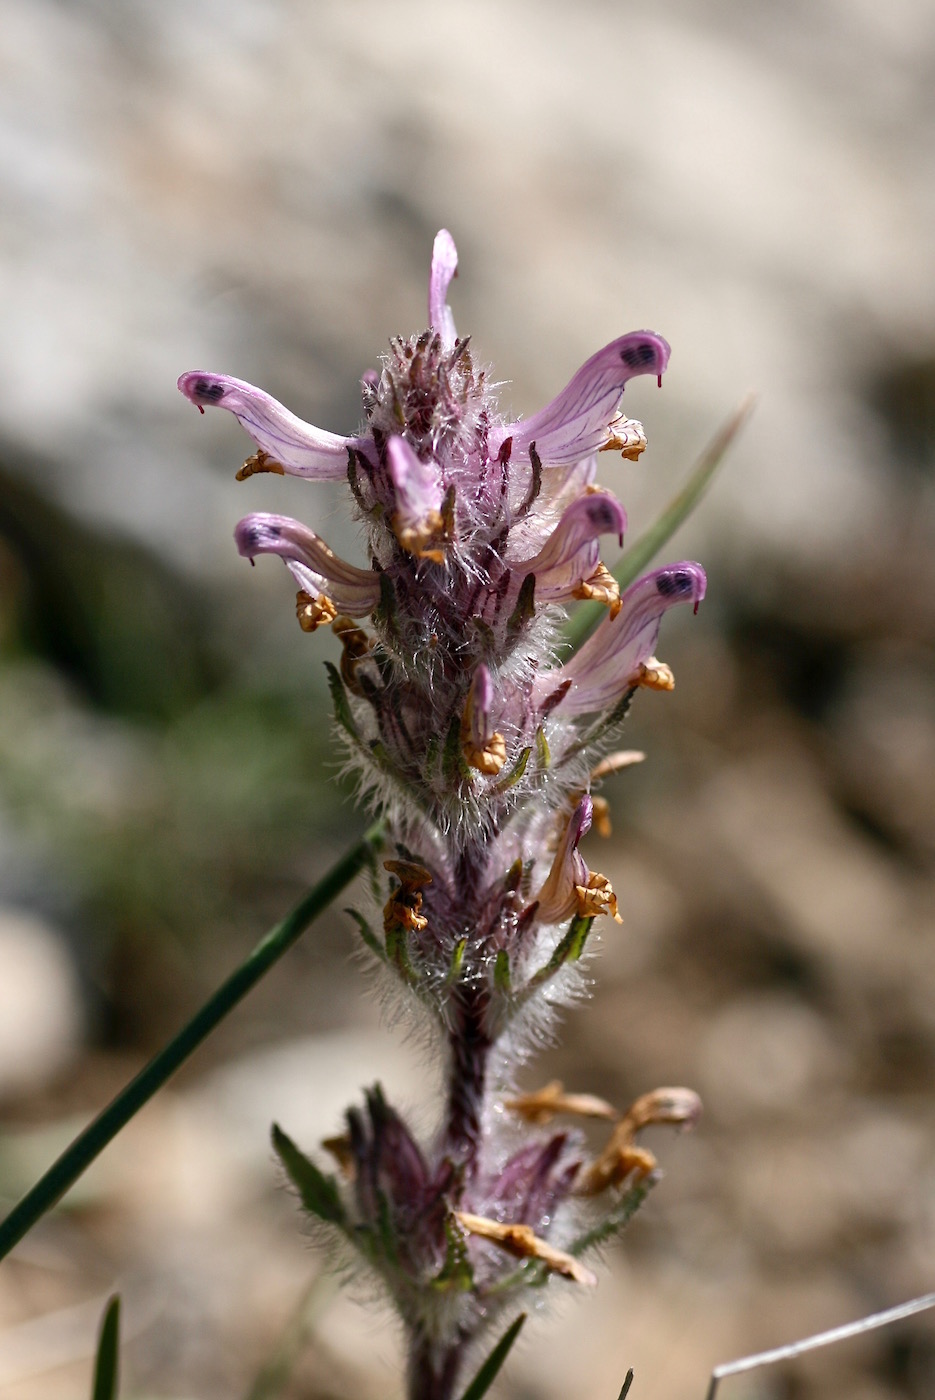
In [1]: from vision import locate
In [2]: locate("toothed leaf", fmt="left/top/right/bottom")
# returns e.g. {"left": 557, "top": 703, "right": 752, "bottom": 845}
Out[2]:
{"left": 272, "top": 1124, "right": 345, "bottom": 1225}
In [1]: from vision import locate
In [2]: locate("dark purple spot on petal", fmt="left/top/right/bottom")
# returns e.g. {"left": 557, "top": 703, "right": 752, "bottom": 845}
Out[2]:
{"left": 585, "top": 500, "right": 617, "bottom": 531}
{"left": 620, "top": 341, "right": 658, "bottom": 369}
{"left": 194, "top": 378, "right": 225, "bottom": 403}
{"left": 656, "top": 570, "right": 693, "bottom": 598}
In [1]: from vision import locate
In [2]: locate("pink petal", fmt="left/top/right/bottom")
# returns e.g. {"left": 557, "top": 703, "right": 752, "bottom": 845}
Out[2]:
{"left": 537, "top": 561, "right": 706, "bottom": 716}
{"left": 386, "top": 435, "right": 444, "bottom": 523}
{"left": 510, "top": 490, "right": 626, "bottom": 603}
{"left": 234, "top": 513, "right": 381, "bottom": 614}
{"left": 493, "top": 332, "right": 670, "bottom": 469}
{"left": 179, "top": 372, "right": 359, "bottom": 480}
{"left": 428, "top": 229, "right": 458, "bottom": 349}
{"left": 533, "top": 798, "right": 593, "bottom": 924}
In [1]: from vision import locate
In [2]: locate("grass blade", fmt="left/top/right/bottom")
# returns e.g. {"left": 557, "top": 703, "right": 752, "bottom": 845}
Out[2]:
{"left": 91, "top": 1295, "right": 120, "bottom": 1400}
{"left": 0, "top": 822, "right": 386, "bottom": 1263}
{"left": 458, "top": 1313, "right": 527, "bottom": 1400}
{"left": 565, "top": 395, "right": 754, "bottom": 649}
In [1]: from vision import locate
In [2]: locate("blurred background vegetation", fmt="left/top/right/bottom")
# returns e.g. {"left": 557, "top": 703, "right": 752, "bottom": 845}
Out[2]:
{"left": 0, "top": 2, "right": 933, "bottom": 1397}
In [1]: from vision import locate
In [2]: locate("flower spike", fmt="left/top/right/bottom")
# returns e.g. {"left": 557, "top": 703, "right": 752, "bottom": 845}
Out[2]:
{"left": 178, "top": 372, "right": 361, "bottom": 480}
{"left": 492, "top": 331, "right": 670, "bottom": 469}
{"left": 183, "top": 229, "right": 711, "bottom": 1391}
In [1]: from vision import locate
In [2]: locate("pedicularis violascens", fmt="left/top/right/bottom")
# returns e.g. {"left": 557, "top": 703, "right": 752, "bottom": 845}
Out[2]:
{"left": 180, "top": 231, "right": 703, "bottom": 1400}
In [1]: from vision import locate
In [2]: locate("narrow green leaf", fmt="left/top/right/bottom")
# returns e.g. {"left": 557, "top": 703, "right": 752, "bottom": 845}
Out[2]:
{"left": 0, "top": 824, "right": 385, "bottom": 1262}
{"left": 385, "top": 921, "right": 415, "bottom": 980}
{"left": 433, "top": 1215, "right": 474, "bottom": 1292}
{"left": 375, "top": 1188, "right": 399, "bottom": 1265}
{"left": 568, "top": 1171, "right": 659, "bottom": 1257}
{"left": 443, "top": 714, "right": 472, "bottom": 784}
{"left": 618, "top": 1368, "right": 635, "bottom": 1400}
{"left": 503, "top": 858, "right": 523, "bottom": 893}
{"left": 494, "top": 949, "right": 511, "bottom": 993}
{"left": 565, "top": 397, "right": 754, "bottom": 649}
{"left": 506, "top": 573, "right": 536, "bottom": 639}
{"left": 446, "top": 937, "right": 467, "bottom": 985}
{"left": 372, "top": 571, "right": 398, "bottom": 632}
{"left": 271, "top": 1124, "right": 345, "bottom": 1226}
{"left": 535, "top": 726, "right": 551, "bottom": 770}
{"left": 530, "top": 914, "right": 593, "bottom": 988}
{"left": 345, "top": 908, "right": 386, "bottom": 962}
{"left": 91, "top": 1295, "right": 120, "bottom": 1400}
{"left": 324, "top": 660, "right": 359, "bottom": 740}
{"left": 457, "top": 1313, "right": 527, "bottom": 1400}
{"left": 492, "top": 745, "right": 531, "bottom": 794}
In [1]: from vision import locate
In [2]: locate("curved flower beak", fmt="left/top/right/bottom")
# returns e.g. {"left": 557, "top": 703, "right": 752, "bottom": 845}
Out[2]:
{"left": 178, "top": 372, "right": 361, "bottom": 480}
{"left": 428, "top": 229, "right": 459, "bottom": 350}
{"left": 510, "top": 489, "right": 627, "bottom": 608}
{"left": 234, "top": 513, "right": 381, "bottom": 617}
{"left": 491, "top": 331, "right": 670, "bottom": 469}
{"left": 535, "top": 561, "right": 706, "bottom": 717}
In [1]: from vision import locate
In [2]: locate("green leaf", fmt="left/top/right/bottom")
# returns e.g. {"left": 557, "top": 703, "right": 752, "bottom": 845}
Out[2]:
{"left": 565, "top": 397, "right": 754, "bottom": 649}
{"left": 271, "top": 1124, "right": 345, "bottom": 1226}
{"left": 530, "top": 914, "right": 593, "bottom": 988}
{"left": 506, "top": 573, "right": 536, "bottom": 639}
{"left": 535, "top": 726, "right": 551, "bottom": 770}
{"left": 375, "top": 1188, "right": 399, "bottom": 1265}
{"left": 443, "top": 714, "right": 472, "bottom": 784}
{"left": 494, "top": 949, "right": 511, "bottom": 993}
{"left": 384, "top": 921, "right": 415, "bottom": 981}
{"left": 372, "top": 571, "right": 398, "bottom": 632}
{"left": 446, "top": 937, "right": 467, "bottom": 985}
{"left": 324, "top": 661, "right": 359, "bottom": 740}
{"left": 91, "top": 1294, "right": 120, "bottom": 1400}
{"left": 457, "top": 1313, "right": 527, "bottom": 1400}
{"left": 568, "top": 1171, "right": 659, "bottom": 1256}
{"left": 491, "top": 745, "right": 531, "bottom": 794}
{"left": 617, "top": 1369, "right": 635, "bottom": 1400}
{"left": 345, "top": 908, "right": 385, "bottom": 962}
{"left": 433, "top": 1215, "right": 474, "bottom": 1292}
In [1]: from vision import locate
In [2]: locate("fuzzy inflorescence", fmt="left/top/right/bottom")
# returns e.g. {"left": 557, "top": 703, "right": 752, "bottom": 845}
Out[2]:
{"left": 180, "top": 231, "right": 704, "bottom": 1400}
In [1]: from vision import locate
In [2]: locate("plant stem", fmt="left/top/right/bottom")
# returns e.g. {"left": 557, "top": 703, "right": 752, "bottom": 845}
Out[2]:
{"left": 0, "top": 821, "right": 386, "bottom": 1264}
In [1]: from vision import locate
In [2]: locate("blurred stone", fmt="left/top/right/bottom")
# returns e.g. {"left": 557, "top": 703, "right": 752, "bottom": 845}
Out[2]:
{"left": 0, "top": 908, "right": 83, "bottom": 1101}
{"left": 698, "top": 992, "right": 846, "bottom": 1123}
{"left": 185, "top": 1028, "right": 430, "bottom": 1189}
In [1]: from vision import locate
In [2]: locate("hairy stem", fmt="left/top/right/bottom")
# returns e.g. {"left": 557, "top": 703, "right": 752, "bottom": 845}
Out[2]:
{"left": 407, "top": 1331, "right": 465, "bottom": 1400}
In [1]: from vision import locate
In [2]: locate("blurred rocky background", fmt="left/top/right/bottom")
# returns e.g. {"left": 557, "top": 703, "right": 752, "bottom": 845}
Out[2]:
{"left": 0, "top": 1, "right": 933, "bottom": 1397}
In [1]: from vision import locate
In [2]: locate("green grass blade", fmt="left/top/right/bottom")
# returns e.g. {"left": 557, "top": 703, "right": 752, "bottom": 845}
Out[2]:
{"left": 564, "top": 396, "right": 754, "bottom": 650}
{"left": 91, "top": 1295, "right": 120, "bottom": 1400}
{"left": 617, "top": 1367, "right": 635, "bottom": 1400}
{"left": 457, "top": 1313, "right": 527, "bottom": 1400}
{"left": 0, "top": 822, "right": 386, "bottom": 1264}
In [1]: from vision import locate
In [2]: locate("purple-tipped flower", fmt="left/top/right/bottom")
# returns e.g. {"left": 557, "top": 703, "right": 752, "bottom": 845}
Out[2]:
{"left": 182, "top": 229, "right": 703, "bottom": 1400}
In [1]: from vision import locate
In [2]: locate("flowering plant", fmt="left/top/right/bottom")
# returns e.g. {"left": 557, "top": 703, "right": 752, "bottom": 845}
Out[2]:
{"left": 179, "top": 230, "right": 705, "bottom": 1399}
